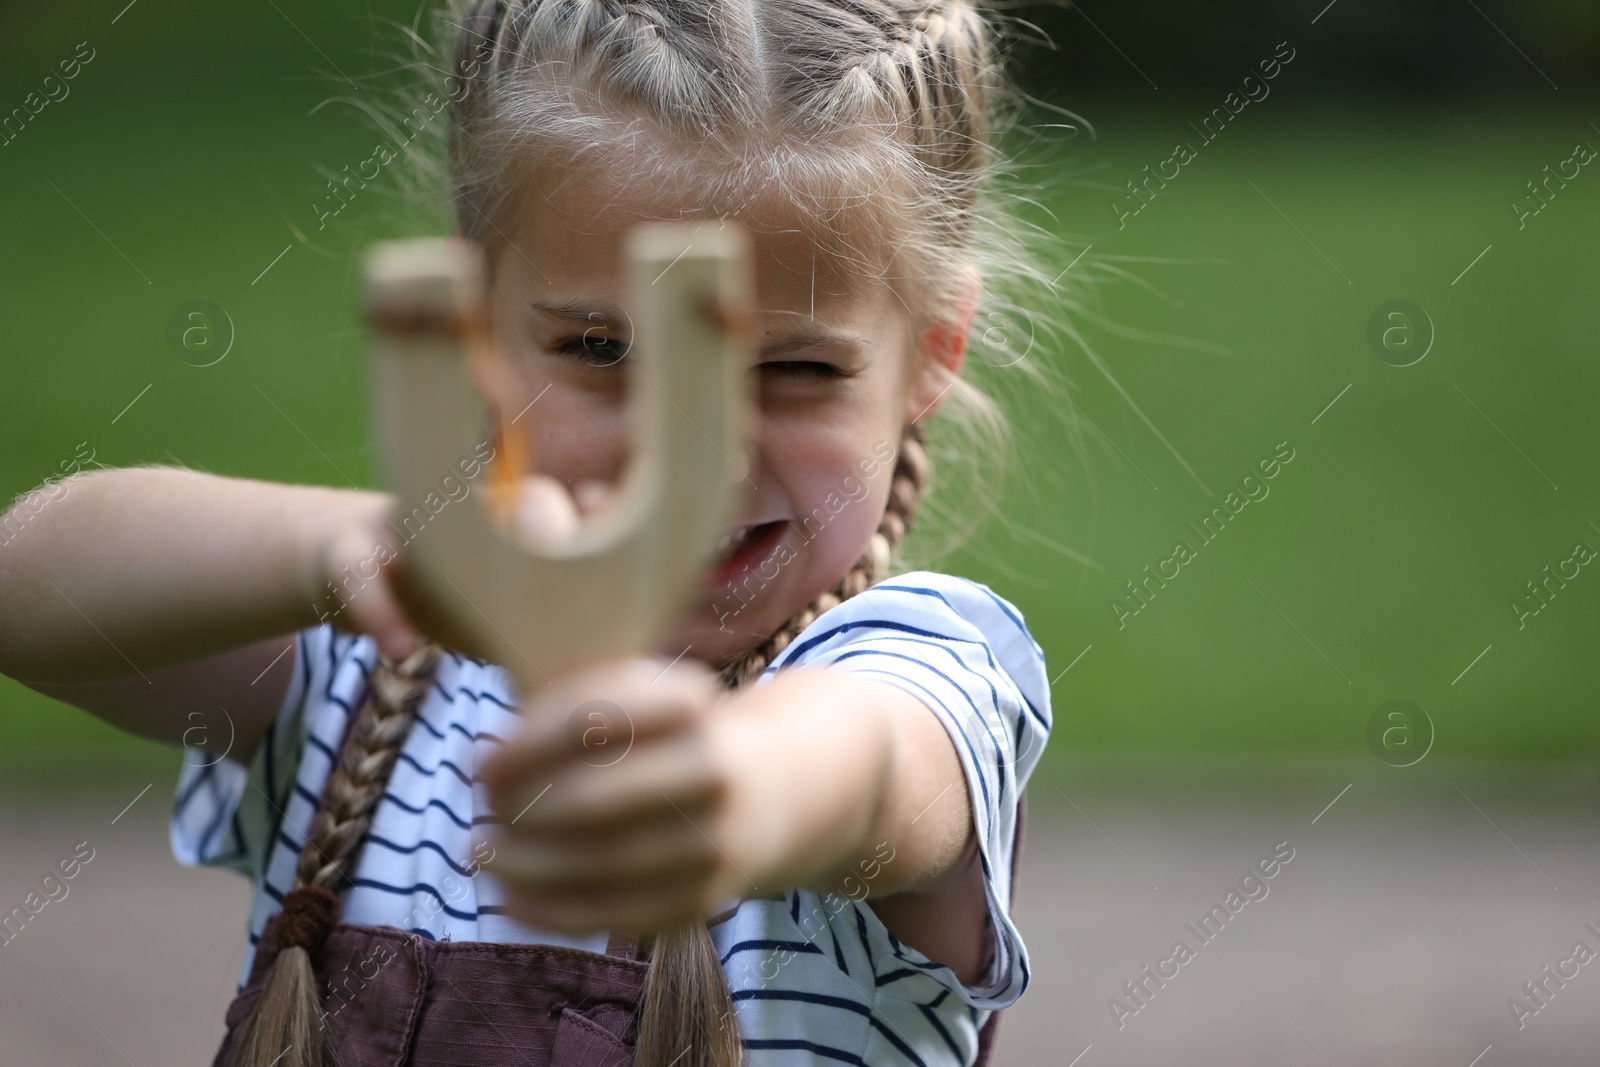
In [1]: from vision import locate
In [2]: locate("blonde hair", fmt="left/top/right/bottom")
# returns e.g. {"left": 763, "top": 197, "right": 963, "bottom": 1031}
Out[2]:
{"left": 417, "top": 0, "right": 1059, "bottom": 558}
{"left": 233, "top": 1, "right": 1063, "bottom": 1063}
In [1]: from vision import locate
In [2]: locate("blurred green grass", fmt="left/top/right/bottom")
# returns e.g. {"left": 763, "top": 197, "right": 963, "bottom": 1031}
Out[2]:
{"left": 2, "top": 18, "right": 1598, "bottom": 780}
{"left": 958, "top": 104, "right": 1600, "bottom": 767}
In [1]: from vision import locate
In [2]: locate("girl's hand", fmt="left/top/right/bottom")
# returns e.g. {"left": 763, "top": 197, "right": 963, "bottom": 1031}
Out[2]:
{"left": 317, "top": 495, "right": 420, "bottom": 662}
{"left": 477, "top": 657, "right": 748, "bottom": 934}
{"left": 316, "top": 475, "right": 614, "bottom": 662}
{"left": 477, "top": 655, "right": 985, "bottom": 979}
{"left": 509, "top": 474, "right": 614, "bottom": 547}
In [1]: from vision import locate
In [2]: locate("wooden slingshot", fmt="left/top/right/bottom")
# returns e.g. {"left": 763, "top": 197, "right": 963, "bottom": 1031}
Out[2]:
{"left": 362, "top": 224, "right": 754, "bottom": 693}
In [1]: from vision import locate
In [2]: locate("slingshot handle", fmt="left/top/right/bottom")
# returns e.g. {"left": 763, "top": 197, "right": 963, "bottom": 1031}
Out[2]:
{"left": 362, "top": 225, "right": 754, "bottom": 694}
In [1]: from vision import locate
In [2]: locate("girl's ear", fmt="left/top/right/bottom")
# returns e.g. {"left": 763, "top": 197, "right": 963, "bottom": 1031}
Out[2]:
{"left": 905, "top": 263, "right": 980, "bottom": 424}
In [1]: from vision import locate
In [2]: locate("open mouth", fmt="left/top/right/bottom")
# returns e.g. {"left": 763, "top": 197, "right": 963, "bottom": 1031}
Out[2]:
{"left": 709, "top": 520, "right": 788, "bottom": 587}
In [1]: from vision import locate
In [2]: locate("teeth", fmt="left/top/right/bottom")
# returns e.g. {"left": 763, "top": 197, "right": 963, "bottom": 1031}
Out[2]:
{"left": 713, "top": 523, "right": 765, "bottom": 563}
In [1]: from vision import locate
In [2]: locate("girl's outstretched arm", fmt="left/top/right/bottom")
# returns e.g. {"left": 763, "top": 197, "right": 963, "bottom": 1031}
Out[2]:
{"left": 479, "top": 659, "right": 991, "bottom": 982}
{"left": 715, "top": 667, "right": 992, "bottom": 983}
{"left": 0, "top": 466, "right": 408, "bottom": 761}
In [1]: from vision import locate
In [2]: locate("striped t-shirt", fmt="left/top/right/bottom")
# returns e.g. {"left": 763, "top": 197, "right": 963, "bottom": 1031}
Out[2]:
{"left": 171, "top": 571, "right": 1050, "bottom": 1067}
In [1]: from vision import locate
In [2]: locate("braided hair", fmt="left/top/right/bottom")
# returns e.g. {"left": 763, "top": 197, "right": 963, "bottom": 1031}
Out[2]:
{"left": 231, "top": 0, "right": 999, "bottom": 1059}
{"left": 229, "top": 644, "right": 442, "bottom": 1067}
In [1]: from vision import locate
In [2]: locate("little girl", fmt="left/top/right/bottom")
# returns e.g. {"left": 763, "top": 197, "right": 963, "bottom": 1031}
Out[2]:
{"left": 0, "top": 1, "right": 1050, "bottom": 1064}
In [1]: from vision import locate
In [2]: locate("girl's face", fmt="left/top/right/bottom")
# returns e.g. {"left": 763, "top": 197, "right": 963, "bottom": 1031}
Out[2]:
{"left": 483, "top": 160, "right": 968, "bottom": 665}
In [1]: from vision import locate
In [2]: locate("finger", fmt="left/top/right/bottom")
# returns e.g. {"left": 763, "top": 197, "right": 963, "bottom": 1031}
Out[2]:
{"left": 494, "top": 733, "right": 725, "bottom": 834}
{"left": 488, "top": 821, "right": 719, "bottom": 897}
{"left": 367, "top": 600, "right": 421, "bottom": 663}
{"left": 512, "top": 474, "right": 577, "bottom": 547}
{"left": 497, "top": 869, "right": 720, "bottom": 935}
{"left": 323, "top": 527, "right": 419, "bottom": 661}
{"left": 478, "top": 663, "right": 717, "bottom": 790}
{"left": 572, "top": 479, "right": 613, "bottom": 517}
{"left": 478, "top": 700, "right": 681, "bottom": 790}
{"left": 360, "top": 558, "right": 424, "bottom": 662}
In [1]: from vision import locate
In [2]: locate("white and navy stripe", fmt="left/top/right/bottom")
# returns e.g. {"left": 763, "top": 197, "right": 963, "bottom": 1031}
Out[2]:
{"left": 171, "top": 571, "right": 1050, "bottom": 1066}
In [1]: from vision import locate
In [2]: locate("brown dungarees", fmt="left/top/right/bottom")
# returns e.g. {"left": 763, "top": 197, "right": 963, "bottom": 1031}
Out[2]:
{"left": 212, "top": 912, "right": 650, "bottom": 1067}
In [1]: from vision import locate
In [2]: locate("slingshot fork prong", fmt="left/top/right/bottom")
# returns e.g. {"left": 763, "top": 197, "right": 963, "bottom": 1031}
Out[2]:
{"left": 363, "top": 226, "right": 754, "bottom": 693}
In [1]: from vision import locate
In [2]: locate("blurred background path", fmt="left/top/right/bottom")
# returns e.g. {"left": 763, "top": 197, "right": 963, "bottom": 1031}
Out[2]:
{"left": 4, "top": 755, "right": 1596, "bottom": 1066}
